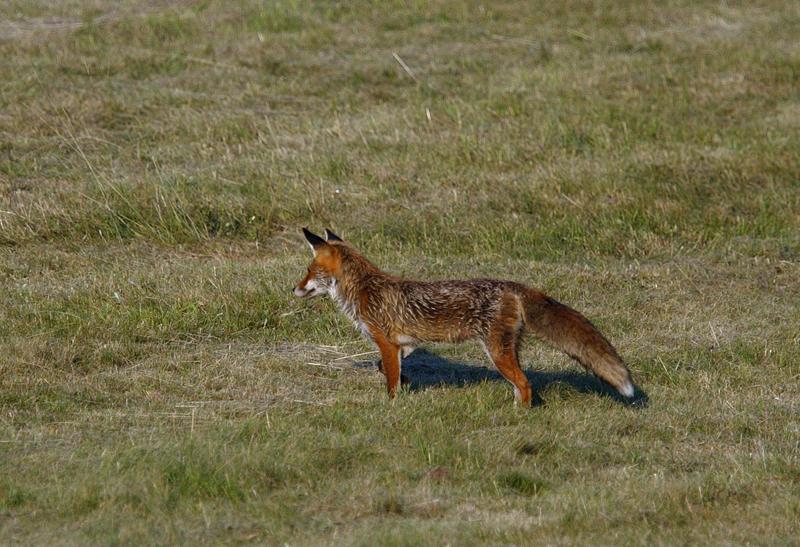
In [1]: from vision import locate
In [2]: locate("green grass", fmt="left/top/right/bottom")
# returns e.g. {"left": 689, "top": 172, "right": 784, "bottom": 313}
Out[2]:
{"left": 2, "top": 0, "right": 799, "bottom": 544}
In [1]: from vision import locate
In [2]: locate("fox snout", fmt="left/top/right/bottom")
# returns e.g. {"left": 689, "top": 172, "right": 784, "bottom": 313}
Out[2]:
{"left": 293, "top": 285, "right": 310, "bottom": 297}
{"left": 294, "top": 277, "right": 323, "bottom": 298}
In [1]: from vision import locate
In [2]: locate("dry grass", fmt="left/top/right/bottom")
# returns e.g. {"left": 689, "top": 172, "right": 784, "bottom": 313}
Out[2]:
{"left": 1, "top": 0, "right": 799, "bottom": 544}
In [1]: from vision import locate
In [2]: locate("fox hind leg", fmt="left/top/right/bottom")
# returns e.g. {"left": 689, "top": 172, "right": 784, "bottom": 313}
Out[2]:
{"left": 482, "top": 297, "right": 533, "bottom": 406}
{"left": 482, "top": 334, "right": 532, "bottom": 406}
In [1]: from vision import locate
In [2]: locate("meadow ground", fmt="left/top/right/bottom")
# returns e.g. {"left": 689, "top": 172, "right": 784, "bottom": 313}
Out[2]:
{"left": 1, "top": 1, "right": 799, "bottom": 544}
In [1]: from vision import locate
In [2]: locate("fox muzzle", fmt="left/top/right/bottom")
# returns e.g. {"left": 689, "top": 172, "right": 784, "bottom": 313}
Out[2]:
{"left": 293, "top": 286, "right": 311, "bottom": 297}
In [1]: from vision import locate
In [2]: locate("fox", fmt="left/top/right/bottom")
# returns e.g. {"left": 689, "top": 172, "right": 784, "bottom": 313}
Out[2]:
{"left": 293, "top": 228, "right": 636, "bottom": 406}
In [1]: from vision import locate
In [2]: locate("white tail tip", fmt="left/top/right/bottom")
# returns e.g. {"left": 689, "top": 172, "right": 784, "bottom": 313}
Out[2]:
{"left": 619, "top": 381, "right": 635, "bottom": 398}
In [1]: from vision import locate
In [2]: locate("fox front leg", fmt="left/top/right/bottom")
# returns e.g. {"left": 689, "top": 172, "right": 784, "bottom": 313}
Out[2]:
{"left": 375, "top": 346, "right": 412, "bottom": 385}
{"left": 370, "top": 330, "right": 414, "bottom": 397}
{"left": 375, "top": 358, "right": 411, "bottom": 386}
{"left": 377, "top": 345, "right": 402, "bottom": 398}
{"left": 376, "top": 345, "right": 414, "bottom": 368}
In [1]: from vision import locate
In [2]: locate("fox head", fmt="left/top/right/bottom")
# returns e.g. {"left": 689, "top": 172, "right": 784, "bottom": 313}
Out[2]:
{"left": 293, "top": 227, "right": 344, "bottom": 298}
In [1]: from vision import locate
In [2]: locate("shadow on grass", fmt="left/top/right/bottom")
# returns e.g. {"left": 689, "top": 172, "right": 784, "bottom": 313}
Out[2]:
{"left": 357, "top": 348, "right": 648, "bottom": 407}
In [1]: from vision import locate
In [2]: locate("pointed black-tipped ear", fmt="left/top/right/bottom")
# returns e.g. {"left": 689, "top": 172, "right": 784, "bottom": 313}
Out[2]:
{"left": 324, "top": 228, "right": 343, "bottom": 242}
{"left": 302, "top": 227, "right": 326, "bottom": 250}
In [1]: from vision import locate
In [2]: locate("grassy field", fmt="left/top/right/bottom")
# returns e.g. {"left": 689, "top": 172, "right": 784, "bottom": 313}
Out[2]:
{"left": 1, "top": 0, "right": 799, "bottom": 544}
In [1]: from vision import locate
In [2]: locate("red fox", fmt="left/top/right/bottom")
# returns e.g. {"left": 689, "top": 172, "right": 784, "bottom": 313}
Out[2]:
{"left": 294, "top": 228, "right": 635, "bottom": 406}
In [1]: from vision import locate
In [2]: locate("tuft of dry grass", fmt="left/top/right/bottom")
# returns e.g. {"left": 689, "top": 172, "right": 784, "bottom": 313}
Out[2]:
{"left": 2, "top": 0, "right": 799, "bottom": 544}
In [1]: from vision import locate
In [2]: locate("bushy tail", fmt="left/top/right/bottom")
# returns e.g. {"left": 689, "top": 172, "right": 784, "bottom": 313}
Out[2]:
{"left": 521, "top": 289, "right": 635, "bottom": 398}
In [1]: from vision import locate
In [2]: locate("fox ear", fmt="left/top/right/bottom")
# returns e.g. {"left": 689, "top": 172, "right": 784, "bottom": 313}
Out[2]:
{"left": 302, "top": 228, "right": 326, "bottom": 251}
{"left": 324, "top": 228, "right": 343, "bottom": 242}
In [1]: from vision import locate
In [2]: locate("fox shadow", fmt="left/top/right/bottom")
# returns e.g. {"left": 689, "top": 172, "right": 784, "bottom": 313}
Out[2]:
{"left": 356, "top": 348, "right": 648, "bottom": 407}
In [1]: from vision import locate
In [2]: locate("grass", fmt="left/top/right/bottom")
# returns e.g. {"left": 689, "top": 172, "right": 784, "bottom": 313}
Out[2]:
{"left": 1, "top": 0, "right": 799, "bottom": 544}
